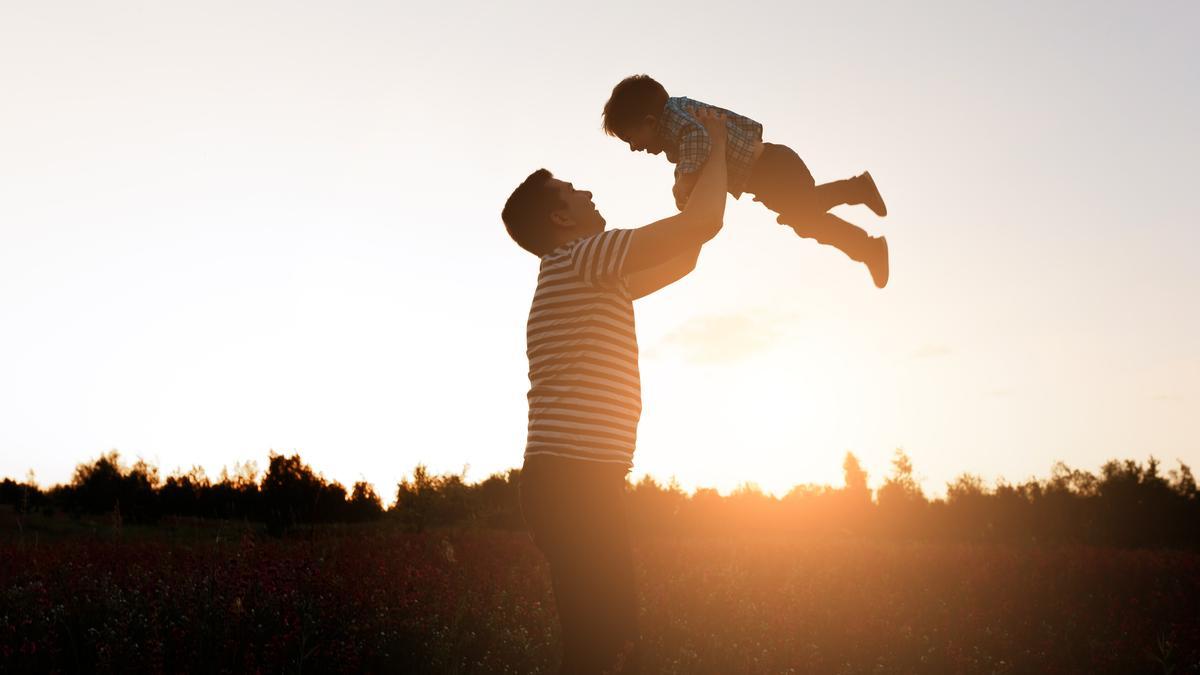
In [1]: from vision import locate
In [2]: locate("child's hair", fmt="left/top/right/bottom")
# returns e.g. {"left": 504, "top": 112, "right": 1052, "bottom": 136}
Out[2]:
{"left": 602, "top": 74, "right": 669, "bottom": 137}
{"left": 502, "top": 168, "right": 566, "bottom": 257}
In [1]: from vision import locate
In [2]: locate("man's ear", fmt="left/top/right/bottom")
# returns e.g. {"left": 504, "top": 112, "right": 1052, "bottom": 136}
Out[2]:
{"left": 549, "top": 209, "right": 572, "bottom": 228}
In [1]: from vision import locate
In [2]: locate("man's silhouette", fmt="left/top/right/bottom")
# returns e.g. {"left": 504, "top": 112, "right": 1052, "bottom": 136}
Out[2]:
{"left": 501, "top": 111, "right": 730, "bottom": 673}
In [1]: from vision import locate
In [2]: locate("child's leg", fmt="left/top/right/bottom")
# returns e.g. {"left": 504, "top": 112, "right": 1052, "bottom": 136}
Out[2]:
{"left": 782, "top": 211, "right": 872, "bottom": 259}
{"left": 745, "top": 144, "right": 817, "bottom": 215}
{"left": 778, "top": 211, "right": 890, "bottom": 288}
{"left": 813, "top": 172, "right": 887, "bottom": 217}
{"left": 745, "top": 143, "right": 886, "bottom": 216}
{"left": 745, "top": 146, "right": 871, "bottom": 254}
{"left": 746, "top": 144, "right": 889, "bottom": 286}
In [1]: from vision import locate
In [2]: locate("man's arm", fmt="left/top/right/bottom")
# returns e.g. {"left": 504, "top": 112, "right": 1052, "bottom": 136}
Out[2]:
{"left": 672, "top": 171, "right": 700, "bottom": 211}
{"left": 626, "top": 246, "right": 700, "bottom": 300}
{"left": 622, "top": 109, "right": 729, "bottom": 277}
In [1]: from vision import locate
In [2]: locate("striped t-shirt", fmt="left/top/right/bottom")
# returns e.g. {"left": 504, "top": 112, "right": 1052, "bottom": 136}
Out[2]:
{"left": 524, "top": 228, "right": 640, "bottom": 469}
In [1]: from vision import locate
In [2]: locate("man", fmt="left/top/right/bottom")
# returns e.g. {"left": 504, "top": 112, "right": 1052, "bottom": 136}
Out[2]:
{"left": 500, "top": 110, "right": 729, "bottom": 673}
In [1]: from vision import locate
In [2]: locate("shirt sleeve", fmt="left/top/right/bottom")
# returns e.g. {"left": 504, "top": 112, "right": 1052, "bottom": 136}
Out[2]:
{"left": 569, "top": 228, "right": 633, "bottom": 290}
{"left": 674, "top": 108, "right": 712, "bottom": 177}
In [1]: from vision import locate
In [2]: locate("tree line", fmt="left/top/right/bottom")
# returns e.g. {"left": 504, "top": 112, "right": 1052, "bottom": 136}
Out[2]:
{"left": 2, "top": 450, "right": 1197, "bottom": 547}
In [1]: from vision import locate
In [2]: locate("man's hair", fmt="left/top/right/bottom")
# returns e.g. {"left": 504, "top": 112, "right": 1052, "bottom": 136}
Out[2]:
{"left": 502, "top": 169, "right": 565, "bottom": 257}
{"left": 602, "top": 74, "right": 669, "bottom": 137}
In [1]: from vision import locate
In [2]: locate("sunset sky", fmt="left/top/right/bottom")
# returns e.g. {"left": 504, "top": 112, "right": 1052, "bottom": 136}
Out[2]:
{"left": 2, "top": 1, "right": 1197, "bottom": 501}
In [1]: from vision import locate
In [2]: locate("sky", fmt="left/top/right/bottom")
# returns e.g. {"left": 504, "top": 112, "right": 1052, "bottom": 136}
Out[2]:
{"left": 1, "top": 0, "right": 1197, "bottom": 502}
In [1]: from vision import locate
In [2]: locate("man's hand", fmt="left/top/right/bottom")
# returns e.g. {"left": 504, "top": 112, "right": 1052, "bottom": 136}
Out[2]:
{"left": 695, "top": 107, "right": 728, "bottom": 147}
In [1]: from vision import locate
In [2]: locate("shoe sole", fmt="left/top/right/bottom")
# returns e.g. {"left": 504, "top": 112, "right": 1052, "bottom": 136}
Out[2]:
{"left": 872, "top": 237, "right": 889, "bottom": 288}
{"left": 861, "top": 171, "right": 888, "bottom": 217}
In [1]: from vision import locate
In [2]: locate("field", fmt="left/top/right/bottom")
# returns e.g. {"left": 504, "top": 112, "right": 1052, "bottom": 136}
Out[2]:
{"left": 3, "top": 514, "right": 1199, "bottom": 674}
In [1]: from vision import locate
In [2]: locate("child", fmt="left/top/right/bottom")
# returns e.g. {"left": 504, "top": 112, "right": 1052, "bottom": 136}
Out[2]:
{"left": 602, "top": 74, "right": 890, "bottom": 288}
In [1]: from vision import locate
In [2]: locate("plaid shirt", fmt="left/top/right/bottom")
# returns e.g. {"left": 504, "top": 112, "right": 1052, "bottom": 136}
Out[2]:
{"left": 656, "top": 96, "right": 763, "bottom": 202}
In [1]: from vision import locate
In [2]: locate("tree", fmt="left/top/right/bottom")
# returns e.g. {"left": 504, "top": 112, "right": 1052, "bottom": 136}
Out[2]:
{"left": 944, "top": 473, "right": 990, "bottom": 540}
{"left": 160, "top": 466, "right": 209, "bottom": 518}
{"left": 261, "top": 452, "right": 333, "bottom": 535}
{"left": 347, "top": 481, "right": 384, "bottom": 522}
{"left": 946, "top": 473, "right": 987, "bottom": 503}
{"left": 842, "top": 452, "right": 871, "bottom": 501}
{"left": 876, "top": 449, "right": 927, "bottom": 538}
{"left": 475, "top": 469, "right": 522, "bottom": 529}
{"left": 877, "top": 449, "right": 925, "bottom": 505}
{"left": 63, "top": 451, "right": 161, "bottom": 523}
{"left": 628, "top": 475, "right": 687, "bottom": 535}
{"left": 392, "top": 465, "right": 471, "bottom": 532}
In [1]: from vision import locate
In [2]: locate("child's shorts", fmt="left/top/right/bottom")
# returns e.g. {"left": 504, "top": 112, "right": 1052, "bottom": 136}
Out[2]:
{"left": 743, "top": 142, "right": 817, "bottom": 216}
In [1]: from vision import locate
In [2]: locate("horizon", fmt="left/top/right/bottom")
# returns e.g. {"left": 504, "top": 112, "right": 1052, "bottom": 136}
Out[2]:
{"left": 2, "top": 1, "right": 1197, "bottom": 501}
{"left": 6, "top": 447, "right": 1191, "bottom": 509}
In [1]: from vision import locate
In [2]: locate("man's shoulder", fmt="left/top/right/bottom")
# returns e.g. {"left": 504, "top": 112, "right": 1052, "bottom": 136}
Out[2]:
{"left": 537, "top": 229, "right": 635, "bottom": 292}
{"left": 540, "top": 229, "right": 634, "bottom": 265}
{"left": 541, "top": 230, "right": 603, "bottom": 259}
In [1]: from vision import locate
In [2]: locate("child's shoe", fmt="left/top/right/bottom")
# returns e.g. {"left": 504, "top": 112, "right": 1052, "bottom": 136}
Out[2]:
{"left": 858, "top": 172, "right": 888, "bottom": 217}
{"left": 776, "top": 214, "right": 890, "bottom": 288}
{"left": 865, "top": 236, "right": 889, "bottom": 288}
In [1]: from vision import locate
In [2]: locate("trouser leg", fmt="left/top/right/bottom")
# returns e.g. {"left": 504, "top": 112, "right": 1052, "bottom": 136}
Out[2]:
{"left": 520, "top": 458, "right": 639, "bottom": 674}
{"left": 746, "top": 144, "right": 875, "bottom": 264}
{"left": 548, "top": 519, "right": 638, "bottom": 674}
{"left": 746, "top": 143, "right": 816, "bottom": 215}
{"left": 787, "top": 211, "right": 876, "bottom": 263}
{"left": 812, "top": 177, "right": 864, "bottom": 212}
{"left": 746, "top": 143, "right": 866, "bottom": 212}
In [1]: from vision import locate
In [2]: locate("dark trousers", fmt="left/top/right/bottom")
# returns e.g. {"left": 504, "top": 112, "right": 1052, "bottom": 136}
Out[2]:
{"left": 744, "top": 142, "right": 874, "bottom": 261}
{"left": 520, "top": 455, "right": 639, "bottom": 674}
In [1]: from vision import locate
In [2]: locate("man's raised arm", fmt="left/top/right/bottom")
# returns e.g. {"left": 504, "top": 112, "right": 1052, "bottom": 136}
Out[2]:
{"left": 622, "top": 109, "right": 729, "bottom": 278}
{"left": 626, "top": 244, "right": 701, "bottom": 300}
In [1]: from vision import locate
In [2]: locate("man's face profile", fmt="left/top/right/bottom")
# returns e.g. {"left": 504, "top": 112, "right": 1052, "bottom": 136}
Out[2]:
{"left": 549, "top": 178, "right": 606, "bottom": 235}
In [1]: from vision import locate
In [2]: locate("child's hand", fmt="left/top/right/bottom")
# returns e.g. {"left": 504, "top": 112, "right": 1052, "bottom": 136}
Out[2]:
{"left": 694, "top": 108, "right": 728, "bottom": 146}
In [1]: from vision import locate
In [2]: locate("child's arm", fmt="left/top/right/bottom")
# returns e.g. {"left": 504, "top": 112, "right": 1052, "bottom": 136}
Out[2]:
{"left": 671, "top": 103, "right": 714, "bottom": 210}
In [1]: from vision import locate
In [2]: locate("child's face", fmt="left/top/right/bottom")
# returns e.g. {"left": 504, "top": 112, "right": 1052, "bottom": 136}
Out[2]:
{"left": 617, "top": 116, "right": 663, "bottom": 155}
